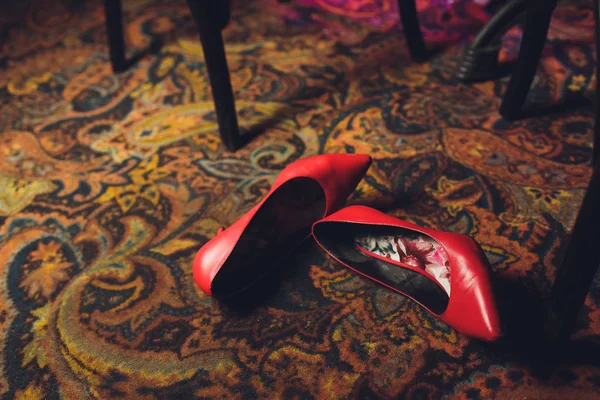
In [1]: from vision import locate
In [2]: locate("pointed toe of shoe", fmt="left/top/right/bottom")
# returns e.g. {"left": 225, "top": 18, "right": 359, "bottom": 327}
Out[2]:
{"left": 460, "top": 286, "right": 502, "bottom": 342}
{"left": 446, "top": 274, "right": 502, "bottom": 342}
{"left": 334, "top": 154, "right": 372, "bottom": 179}
{"left": 341, "top": 153, "right": 372, "bottom": 167}
{"left": 323, "top": 154, "right": 372, "bottom": 210}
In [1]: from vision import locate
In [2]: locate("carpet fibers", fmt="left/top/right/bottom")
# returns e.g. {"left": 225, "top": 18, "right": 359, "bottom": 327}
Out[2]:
{"left": 1, "top": 0, "right": 599, "bottom": 398}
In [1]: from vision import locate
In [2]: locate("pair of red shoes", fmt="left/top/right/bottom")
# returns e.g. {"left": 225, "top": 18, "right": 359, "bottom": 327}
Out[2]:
{"left": 193, "top": 154, "right": 502, "bottom": 342}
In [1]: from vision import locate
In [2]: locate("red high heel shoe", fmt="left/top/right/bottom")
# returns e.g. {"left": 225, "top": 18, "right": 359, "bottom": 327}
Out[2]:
{"left": 312, "top": 205, "right": 502, "bottom": 342}
{"left": 193, "top": 154, "right": 372, "bottom": 298}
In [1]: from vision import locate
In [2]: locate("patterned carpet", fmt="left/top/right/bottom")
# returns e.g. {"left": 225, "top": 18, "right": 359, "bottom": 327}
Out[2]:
{"left": 1, "top": 0, "right": 599, "bottom": 398}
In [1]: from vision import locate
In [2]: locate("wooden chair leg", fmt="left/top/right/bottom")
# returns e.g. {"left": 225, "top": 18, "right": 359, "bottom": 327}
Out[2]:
{"left": 594, "top": 0, "right": 600, "bottom": 164}
{"left": 185, "top": 0, "right": 242, "bottom": 152}
{"left": 456, "top": 0, "right": 527, "bottom": 82}
{"left": 103, "top": 0, "right": 127, "bottom": 73}
{"left": 499, "top": 0, "right": 557, "bottom": 120}
{"left": 397, "top": 0, "right": 427, "bottom": 60}
{"left": 544, "top": 0, "right": 600, "bottom": 348}
{"left": 595, "top": 120, "right": 600, "bottom": 164}
{"left": 544, "top": 159, "right": 600, "bottom": 348}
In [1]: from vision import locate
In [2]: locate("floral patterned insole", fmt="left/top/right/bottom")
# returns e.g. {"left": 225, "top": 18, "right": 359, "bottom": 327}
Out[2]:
{"left": 354, "top": 232, "right": 451, "bottom": 295}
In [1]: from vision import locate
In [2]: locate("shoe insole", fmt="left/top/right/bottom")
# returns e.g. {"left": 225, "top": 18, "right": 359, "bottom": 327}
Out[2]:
{"left": 313, "top": 223, "right": 450, "bottom": 315}
{"left": 211, "top": 177, "right": 326, "bottom": 298}
{"left": 354, "top": 232, "right": 451, "bottom": 295}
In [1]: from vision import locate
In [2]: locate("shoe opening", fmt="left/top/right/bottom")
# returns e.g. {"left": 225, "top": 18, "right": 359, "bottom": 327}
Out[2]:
{"left": 211, "top": 177, "right": 326, "bottom": 298}
{"left": 313, "top": 222, "right": 450, "bottom": 315}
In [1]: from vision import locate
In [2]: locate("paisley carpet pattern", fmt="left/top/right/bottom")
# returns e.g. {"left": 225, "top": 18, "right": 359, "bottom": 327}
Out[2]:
{"left": 0, "top": 0, "right": 599, "bottom": 398}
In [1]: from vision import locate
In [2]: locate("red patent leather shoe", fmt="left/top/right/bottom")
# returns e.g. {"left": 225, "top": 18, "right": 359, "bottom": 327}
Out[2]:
{"left": 193, "top": 154, "right": 372, "bottom": 298}
{"left": 312, "top": 205, "right": 502, "bottom": 342}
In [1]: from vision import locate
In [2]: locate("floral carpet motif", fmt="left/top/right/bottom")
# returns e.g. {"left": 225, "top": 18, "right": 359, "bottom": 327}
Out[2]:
{"left": 0, "top": 0, "right": 598, "bottom": 398}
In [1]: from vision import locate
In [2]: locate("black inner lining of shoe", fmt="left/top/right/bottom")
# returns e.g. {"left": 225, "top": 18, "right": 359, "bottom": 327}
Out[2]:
{"left": 313, "top": 222, "right": 449, "bottom": 315}
{"left": 211, "top": 177, "right": 326, "bottom": 298}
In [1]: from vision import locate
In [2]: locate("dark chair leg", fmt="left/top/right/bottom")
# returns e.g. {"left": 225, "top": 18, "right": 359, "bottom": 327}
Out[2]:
{"left": 397, "top": 0, "right": 427, "bottom": 60}
{"left": 456, "top": 0, "right": 528, "bottom": 82}
{"left": 185, "top": 0, "right": 242, "bottom": 152}
{"left": 544, "top": 157, "right": 600, "bottom": 347}
{"left": 544, "top": 0, "right": 600, "bottom": 348}
{"left": 595, "top": 119, "right": 600, "bottom": 164}
{"left": 103, "top": 0, "right": 127, "bottom": 73}
{"left": 499, "top": 0, "right": 557, "bottom": 120}
{"left": 594, "top": 0, "right": 600, "bottom": 164}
